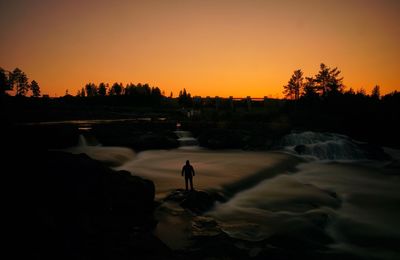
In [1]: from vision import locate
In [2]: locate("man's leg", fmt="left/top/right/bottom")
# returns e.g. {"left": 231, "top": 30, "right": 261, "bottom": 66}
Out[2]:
{"left": 185, "top": 177, "right": 188, "bottom": 190}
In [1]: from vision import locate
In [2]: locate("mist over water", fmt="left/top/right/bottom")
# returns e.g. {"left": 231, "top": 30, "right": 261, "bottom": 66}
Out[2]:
{"left": 66, "top": 132, "right": 400, "bottom": 259}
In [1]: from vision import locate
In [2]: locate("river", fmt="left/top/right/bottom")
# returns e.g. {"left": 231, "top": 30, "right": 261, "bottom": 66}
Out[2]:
{"left": 65, "top": 131, "right": 400, "bottom": 259}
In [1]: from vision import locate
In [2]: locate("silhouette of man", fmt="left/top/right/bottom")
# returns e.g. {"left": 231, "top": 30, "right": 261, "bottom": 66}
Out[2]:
{"left": 181, "top": 160, "right": 195, "bottom": 191}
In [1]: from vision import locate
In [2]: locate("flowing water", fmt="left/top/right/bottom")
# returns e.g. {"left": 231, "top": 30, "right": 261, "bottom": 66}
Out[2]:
{"left": 65, "top": 131, "right": 400, "bottom": 259}
{"left": 65, "top": 134, "right": 135, "bottom": 166}
{"left": 174, "top": 130, "right": 199, "bottom": 148}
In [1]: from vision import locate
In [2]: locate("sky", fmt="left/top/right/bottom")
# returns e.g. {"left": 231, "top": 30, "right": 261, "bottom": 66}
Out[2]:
{"left": 1, "top": 0, "right": 399, "bottom": 97}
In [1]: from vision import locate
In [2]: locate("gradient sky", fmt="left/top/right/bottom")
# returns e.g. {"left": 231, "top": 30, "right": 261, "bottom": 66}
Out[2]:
{"left": 1, "top": 0, "right": 399, "bottom": 97}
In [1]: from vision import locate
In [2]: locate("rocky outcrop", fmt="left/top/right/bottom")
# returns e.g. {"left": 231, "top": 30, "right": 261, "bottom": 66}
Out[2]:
{"left": 294, "top": 144, "right": 306, "bottom": 154}
{"left": 164, "top": 189, "right": 226, "bottom": 214}
{"left": 16, "top": 151, "right": 170, "bottom": 259}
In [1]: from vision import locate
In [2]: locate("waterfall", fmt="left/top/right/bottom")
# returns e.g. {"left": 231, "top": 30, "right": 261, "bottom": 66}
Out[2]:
{"left": 280, "top": 131, "right": 366, "bottom": 160}
{"left": 174, "top": 130, "right": 199, "bottom": 147}
{"left": 78, "top": 134, "right": 88, "bottom": 146}
{"left": 69, "top": 134, "right": 135, "bottom": 166}
{"left": 77, "top": 134, "right": 100, "bottom": 147}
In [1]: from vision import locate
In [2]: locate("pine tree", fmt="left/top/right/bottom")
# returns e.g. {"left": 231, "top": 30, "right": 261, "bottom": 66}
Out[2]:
{"left": 30, "top": 80, "right": 41, "bottom": 97}
{"left": 283, "top": 69, "right": 304, "bottom": 100}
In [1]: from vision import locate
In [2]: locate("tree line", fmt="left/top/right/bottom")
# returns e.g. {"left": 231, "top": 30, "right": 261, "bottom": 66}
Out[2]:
{"left": 3, "top": 63, "right": 396, "bottom": 103}
{"left": 283, "top": 63, "right": 384, "bottom": 100}
{"left": 0, "top": 67, "right": 41, "bottom": 97}
{"left": 74, "top": 81, "right": 196, "bottom": 107}
{"left": 76, "top": 82, "right": 162, "bottom": 99}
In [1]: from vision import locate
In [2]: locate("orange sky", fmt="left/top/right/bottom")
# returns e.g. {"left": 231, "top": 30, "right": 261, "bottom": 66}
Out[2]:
{"left": 1, "top": 0, "right": 399, "bottom": 97}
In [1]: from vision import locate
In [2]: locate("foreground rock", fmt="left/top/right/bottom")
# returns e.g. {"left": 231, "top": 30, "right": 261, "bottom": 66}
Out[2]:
{"left": 159, "top": 190, "right": 350, "bottom": 260}
{"left": 14, "top": 151, "right": 171, "bottom": 259}
{"left": 164, "top": 189, "right": 226, "bottom": 214}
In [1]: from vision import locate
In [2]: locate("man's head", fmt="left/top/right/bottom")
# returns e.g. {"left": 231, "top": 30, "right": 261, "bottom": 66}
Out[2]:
{"left": 186, "top": 160, "right": 190, "bottom": 165}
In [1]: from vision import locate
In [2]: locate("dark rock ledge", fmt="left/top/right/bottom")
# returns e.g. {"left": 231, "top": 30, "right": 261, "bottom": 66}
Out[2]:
{"left": 13, "top": 151, "right": 171, "bottom": 259}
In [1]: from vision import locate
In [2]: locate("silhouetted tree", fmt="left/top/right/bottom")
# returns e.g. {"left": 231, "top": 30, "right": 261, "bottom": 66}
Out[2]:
{"left": 0, "top": 67, "right": 12, "bottom": 96}
{"left": 302, "top": 77, "right": 319, "bottom": 99}
{"left": 314, "top": 63, "right": 343, "bottom": 97}
{"left": 283, "top": 69, "right": 304, "bottom": 100}
{"left": 371, "top": 85, "right": 380, "bottom": 100}
{"left": 134, "top": 83, "right": 150, "bottom": 96}
{"left": 30, "top": 80, "right": 41, "bottom": 97}
{"left": 80, "top": 87, "right": 86, "bottom": 97}
{"left": 178, "top": 88, "right": 193, "bottom": 107}
{"left": 11, "top": 68, "right": 30, "bottom": 96}
{"left": 356, "top": 88, "right": 366, "bottom": 97}
{"left": 382, "top": 90, "right": 400, "bottom": 104}
{"left": 98, "top": 82, "right": 107, "bottom": 96}
{"left": 151, "top": 87, "right": 162, "bottom": 99}
{"left": 109, "top": 82, "right": 123, "bottom": 95}
{"left": 85, "top": 83, "right": 92, "bottom": 97}
{"left": 143, "top": 84, "right": 151, "bottom": 96}
{"left": 124, "top": 83, "right": 132, "bottom": 96}
{"left": 85, "top": 83, "right": 98, "bottom": 97}
{"left": 344, "top": 88, "right": 355, "bottom": 96}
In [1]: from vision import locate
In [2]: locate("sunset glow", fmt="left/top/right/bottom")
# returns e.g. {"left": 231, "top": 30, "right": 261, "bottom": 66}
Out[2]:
{"left": 1, "top": 0, "right": 399, "bottom": 97}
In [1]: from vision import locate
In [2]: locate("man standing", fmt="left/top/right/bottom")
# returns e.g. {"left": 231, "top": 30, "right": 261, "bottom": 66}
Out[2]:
{"left": 181, "top": 160, "right": 195, "bottom": 191}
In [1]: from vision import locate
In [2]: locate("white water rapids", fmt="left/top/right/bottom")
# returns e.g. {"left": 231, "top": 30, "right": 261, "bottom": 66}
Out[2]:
{"left": 65, "top": 131, "right": 400, "bottom": 259}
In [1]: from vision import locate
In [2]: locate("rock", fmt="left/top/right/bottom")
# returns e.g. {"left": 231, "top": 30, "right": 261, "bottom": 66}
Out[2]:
{"left": 192, "top": 216, "right": 221, "bottom": 237}
{"left": 164, "top": 188, "right": 189, "bottom": 202}
{"left": 164, "top": 189, "right": 219, "bottom": 214}
{"left": 13, "top": 150, "right": 170, "bottom": 259}
{"left": 294, "top": 144, "right": 306, "bottom": 154}
{"left": 358, "top": 143, "right": 391, "bottom": 160}
{"left": 180, "top": 191, "right": 216, "bottom": 214}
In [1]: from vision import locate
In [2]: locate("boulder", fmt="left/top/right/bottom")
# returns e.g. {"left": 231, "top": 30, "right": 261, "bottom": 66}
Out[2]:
{"left": 165, "top": 189, "right": 223, "bottom": 214}
{"left": 180, "top": 190, "right": 216, "bottom": 214}
{"left": 294, "top": 144, "right": 307, "bottom": 154}
{"left": 14, "top": 151, "right": 170, "bottom": 259}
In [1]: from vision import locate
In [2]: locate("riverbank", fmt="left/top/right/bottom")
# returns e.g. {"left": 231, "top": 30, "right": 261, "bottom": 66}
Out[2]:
{"left": 9, "top": 150, "right": 172, "bottom": 259}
